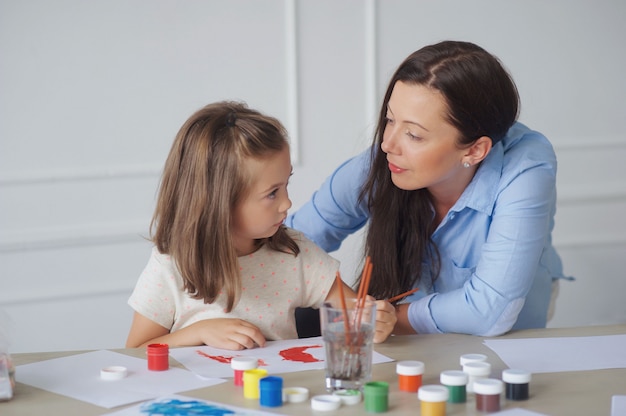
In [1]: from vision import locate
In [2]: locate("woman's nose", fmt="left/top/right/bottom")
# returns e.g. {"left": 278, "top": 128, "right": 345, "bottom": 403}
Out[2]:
{"left": 381, "top": 126, "right": 398, "bottom": 154}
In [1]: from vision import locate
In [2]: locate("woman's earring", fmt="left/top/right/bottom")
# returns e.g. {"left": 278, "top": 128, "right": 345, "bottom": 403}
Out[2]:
{"left": 463, "top": 161, "right": 470, "bottom": 168}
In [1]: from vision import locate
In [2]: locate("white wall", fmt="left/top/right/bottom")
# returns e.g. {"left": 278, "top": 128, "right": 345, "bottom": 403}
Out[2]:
{"left": 1, "top": 0, "right": 625, "bottom": 353}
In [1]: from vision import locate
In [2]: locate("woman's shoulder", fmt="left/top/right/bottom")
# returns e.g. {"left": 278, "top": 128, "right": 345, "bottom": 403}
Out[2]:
{"left": 500, "top": 122, "right": 557, "bottom": 169}
{"left": 502, "top": 122, "right": 556, "bottom": 158}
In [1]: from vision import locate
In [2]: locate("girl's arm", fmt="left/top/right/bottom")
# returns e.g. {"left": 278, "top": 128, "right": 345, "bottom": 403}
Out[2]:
{"left": 324, "top": 278, "right": 397, "bottom": 343}
{"left": 125, "top": 312, "right": 266, "bottom": 350}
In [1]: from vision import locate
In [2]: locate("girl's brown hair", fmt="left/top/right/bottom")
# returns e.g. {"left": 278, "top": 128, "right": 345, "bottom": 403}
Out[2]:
{"left": 151, "top": 101, "right": 299, "bottom": 311}
{"left": 360, "top": 41, "right": 520, "bottom": 299}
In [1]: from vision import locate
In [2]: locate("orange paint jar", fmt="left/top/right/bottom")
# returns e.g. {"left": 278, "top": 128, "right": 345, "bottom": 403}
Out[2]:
{"left": 396, "top": 360, "right": 425, "bottom": 392}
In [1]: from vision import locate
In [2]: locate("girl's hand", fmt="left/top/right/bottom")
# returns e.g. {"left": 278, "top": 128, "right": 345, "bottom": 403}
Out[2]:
{"left": 187, "top": 318, "right": 266, "bottom": 350}
{"left": 125, "top": 312, "right": 266, "bottom": 350}
{"left": 371, "top": 297, "right": 397, "bottom": 343}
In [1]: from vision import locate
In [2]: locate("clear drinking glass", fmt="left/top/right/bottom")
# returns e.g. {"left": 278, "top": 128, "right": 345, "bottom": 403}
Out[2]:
{"left": 320, "top": 298, "right": 376, "bottom": 391}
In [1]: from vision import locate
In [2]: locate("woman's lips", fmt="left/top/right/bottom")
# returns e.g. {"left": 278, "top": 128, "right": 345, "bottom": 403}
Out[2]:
{"left": 388, "top": 162, "right": 406, "bottom": 174}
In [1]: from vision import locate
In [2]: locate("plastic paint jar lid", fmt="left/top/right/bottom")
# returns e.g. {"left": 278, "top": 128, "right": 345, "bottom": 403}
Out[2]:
{"left": 502, "top": 369, "right": 532, "bottom": 384}
{"left": 310, "top": 394, "right": 342, "bottom": 411}
{"left": 459, "top": 353, "right": 488, "bottom": 366}
{"left": 473, "top": 378, "right": 504, "bottom": 395}
{"left": 284, "top": 387, "right": 309, "bottom": 403}
{"left": 100, "top": 366, "right": 128, "bottom": 380}
{"left": 462, "top": 361, "right": 491, "bottom": 376}
{"left": 440, "top": 370, "right": 468, "bottom": 386}
{"left": 333, "top": 389, "right": 362, "bottom": 405}
{"left": 418, "top": 384, "right": 449, "bottom": 402}
{"left": 231, "top": 356, "right": 259, "bottom": 370}
{"left": 396, "top": 360, "right": 425, "bottom": 375}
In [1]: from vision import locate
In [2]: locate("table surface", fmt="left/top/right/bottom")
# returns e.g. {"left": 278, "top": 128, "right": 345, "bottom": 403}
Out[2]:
{"left": 3, "top": 324, "right": 625, "bottom": 415}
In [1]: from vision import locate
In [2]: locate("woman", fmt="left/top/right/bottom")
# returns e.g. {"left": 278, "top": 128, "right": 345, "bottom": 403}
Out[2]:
{"left": 287, "top": 40, "right": 567, "bottom": 336}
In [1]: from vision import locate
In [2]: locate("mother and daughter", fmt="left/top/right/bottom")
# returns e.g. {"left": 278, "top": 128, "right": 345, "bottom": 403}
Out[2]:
{"left": 126, "top": 40, "right": 566, "bottom": 350}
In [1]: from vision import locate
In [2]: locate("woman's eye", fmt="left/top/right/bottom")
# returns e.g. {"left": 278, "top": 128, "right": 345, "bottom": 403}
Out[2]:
{"left": 406, "top": 130, "right": 420, "bottom": 140}
{"left": 385, "top": 116, "right": 394, "bottom": 125}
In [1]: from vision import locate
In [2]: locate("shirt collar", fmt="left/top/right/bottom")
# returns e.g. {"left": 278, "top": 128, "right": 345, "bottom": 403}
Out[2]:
{"left": 451, "top": 140, "right": 504, "bottom": 216}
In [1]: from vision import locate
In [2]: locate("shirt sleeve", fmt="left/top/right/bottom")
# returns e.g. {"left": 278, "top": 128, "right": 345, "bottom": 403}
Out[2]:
{"left": 286, "top": 149, "right": 372, "bottom": 252}
{"left": 127, "top": 248, "right": 177, "bottom": 330}
{"left": 410, "top": 136, "right": 558, "bottom": 336}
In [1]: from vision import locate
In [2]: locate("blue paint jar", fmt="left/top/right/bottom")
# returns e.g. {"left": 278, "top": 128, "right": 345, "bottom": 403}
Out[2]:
{"left": 259, "top": 376, "right": 283, "bottom": 407}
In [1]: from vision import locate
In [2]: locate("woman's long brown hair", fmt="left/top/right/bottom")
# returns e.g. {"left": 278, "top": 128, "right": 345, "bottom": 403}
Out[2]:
{"left": 359, "top": 41, "right": 520, "bottom": 299}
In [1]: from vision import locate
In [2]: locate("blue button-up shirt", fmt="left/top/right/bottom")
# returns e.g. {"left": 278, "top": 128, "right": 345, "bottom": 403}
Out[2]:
{"left": 287, "top": 122, "right": 567, "bottom": 336}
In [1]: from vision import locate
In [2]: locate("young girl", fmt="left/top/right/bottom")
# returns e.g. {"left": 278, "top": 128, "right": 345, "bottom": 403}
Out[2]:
{"left": 126, "top": 101, "right": 396, "bottom": 350}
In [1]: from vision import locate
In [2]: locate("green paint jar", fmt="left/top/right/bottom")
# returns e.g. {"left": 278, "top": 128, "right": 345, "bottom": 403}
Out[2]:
{"left": 364, "top": 381, "right": 389, "bottom": 413}
{"left": 440, "top": 370, "right": 468, "bottom": 403}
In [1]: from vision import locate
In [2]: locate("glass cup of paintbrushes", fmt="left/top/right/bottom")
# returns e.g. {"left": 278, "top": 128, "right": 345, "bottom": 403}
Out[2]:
{"left": 320, "top": 297, "right": 376, "bottom": 392}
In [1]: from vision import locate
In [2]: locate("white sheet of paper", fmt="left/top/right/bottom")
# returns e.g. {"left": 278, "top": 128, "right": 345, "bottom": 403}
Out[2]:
{"left": 169, "top": 336, "right": 394, "bottom": 379}
{"left": 16, "top": 350, "right": 225, "bottom": 409}
{"left": 489, "top": 409, "right": 547, "bottom": 416}
{"left": 103, "top": 394, "right": 278, "bottom": 415}
{"left": 483, "top": 334, "right": 626, "bottom": 373}
{"left": 612, "top": 395, "right": 626, "bottom": 416}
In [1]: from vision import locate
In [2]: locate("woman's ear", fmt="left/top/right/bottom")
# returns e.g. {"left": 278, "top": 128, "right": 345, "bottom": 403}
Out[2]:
{"left": 465, "top": 136, "right": 492, "bottom": 165}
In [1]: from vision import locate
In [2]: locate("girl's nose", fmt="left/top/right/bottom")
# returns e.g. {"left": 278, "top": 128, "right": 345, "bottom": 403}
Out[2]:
{"left": 281, "top": 194, "right": 292, "bottom": 213}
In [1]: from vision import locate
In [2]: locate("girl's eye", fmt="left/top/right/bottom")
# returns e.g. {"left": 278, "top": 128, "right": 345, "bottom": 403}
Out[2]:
{"left": 267, "top": 189, "right": 278, "bottom": 199}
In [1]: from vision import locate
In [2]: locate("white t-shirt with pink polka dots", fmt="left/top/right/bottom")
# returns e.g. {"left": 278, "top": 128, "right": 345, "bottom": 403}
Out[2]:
{"left": 128, "top": 229, "right": 339, "bottom": 340}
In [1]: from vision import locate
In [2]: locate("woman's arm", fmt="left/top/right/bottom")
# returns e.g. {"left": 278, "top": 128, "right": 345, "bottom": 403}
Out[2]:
{"left": 410, "top": 135, "right": 558, "bottom": 336}
{"left": 287, "top": 149, "right": 372, "bottom": 252}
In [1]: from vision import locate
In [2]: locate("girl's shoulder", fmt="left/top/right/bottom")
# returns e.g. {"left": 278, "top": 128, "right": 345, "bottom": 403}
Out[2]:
{"left": 283, "top": 227, "right": 338, "bottom": 261}
{"left": 146, "top": 246, "right": 179, "bottom": 274}
{"left": 283, "top": 227, "right": 318, "bottom": 248}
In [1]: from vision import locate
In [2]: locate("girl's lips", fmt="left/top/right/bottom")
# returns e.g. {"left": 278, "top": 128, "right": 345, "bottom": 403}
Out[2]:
{"left": 388, "top": 162, "right": 406, "bottom": 174}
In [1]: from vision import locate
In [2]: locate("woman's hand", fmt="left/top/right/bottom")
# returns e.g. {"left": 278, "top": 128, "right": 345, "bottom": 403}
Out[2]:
{"left": 372, "top": 298, "right": 397, "bottom": 343}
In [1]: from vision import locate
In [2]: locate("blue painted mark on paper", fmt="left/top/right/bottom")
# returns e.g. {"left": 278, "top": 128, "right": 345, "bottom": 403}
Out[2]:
{"left": 140, "top": 398, "right": 236, "bottom": 415}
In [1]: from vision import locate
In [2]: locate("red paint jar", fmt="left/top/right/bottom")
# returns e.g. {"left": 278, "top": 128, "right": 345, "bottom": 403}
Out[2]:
{"left": 147, "top": 343, "right": 169, "bottom": 371}
{"left": 231, "top": 356, "right": 258, "bottom": 387}
{"left": 473, "top": 378, "right": 503, "bottom": 413}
